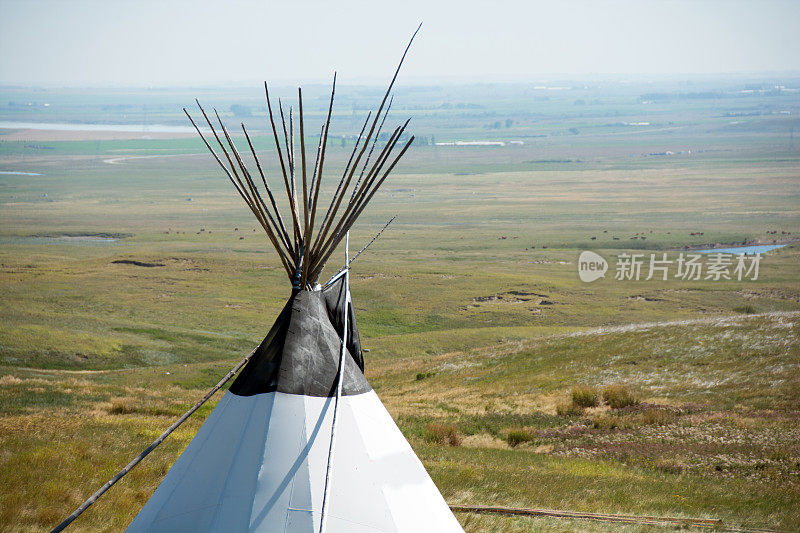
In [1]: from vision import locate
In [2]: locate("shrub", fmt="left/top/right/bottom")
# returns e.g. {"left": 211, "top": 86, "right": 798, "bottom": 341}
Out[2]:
{"left": 734, "top": 305, "right": 757, "bottom": 314}
{"left": 424, "top": 422, "right": 461, "bottom": 446}
{"left": 506, "top": 428, "right": 534, "bottom": 447}
{"left": 571, "top": 387, "right": 599, "bottom": 408}
{"left": 603, "top": 385, "right": 639, "bottom": 409}
{"left": 556, "top": 402, "right": 584, "bottom": 417}
{"left": 415, "top": 371, "right": 436, "bottom": 381}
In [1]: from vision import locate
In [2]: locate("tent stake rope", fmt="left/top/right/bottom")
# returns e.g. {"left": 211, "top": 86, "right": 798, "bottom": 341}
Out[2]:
{"left": 50, "top": 346, "right": 259, "bottom": 533}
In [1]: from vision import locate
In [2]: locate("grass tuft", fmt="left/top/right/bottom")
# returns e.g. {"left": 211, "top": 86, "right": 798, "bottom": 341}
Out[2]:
{"left": 602, "top": 385, "right": 639, "bottom": 409}
{"left": 107, "top": 397, "right": 185, "bottom": 417}
{"left": 108, "top": 397, "right": 135, "bottom": 414}
{"left": 571, "top": 386, "right": 600, "bottom": 408}
{"left": 654, "top": 458, "right": 686, "bottom": 475}
{"left": 0, "top": 375, "right": 23, "bottom": 385}
{"left": 556, "top": 402, "right": 584, "bottom": 417}
{"left": 424, "top": 422, "right": 462, "bottom": 447}
{"left": 506, "top": 427, "right": 535, "bottom": 447}
{"left": 641, "top": 407, "right": 676, "bottom": 426}
{"left": 591, "top": 415, "right": 620, "bottom": 430}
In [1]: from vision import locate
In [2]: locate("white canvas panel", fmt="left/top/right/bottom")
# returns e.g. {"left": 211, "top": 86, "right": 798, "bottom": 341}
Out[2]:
{"left": 127, "top": 392, "right": 274, "bottom": 532}
{"left": 127, "top": 391, "right": 463, "bottom": 533}
{"left": 248, "top": 392, "right": 317, "bottom": 531}
{"left": 343, "top": 393, "right": 463, "bottom": 532}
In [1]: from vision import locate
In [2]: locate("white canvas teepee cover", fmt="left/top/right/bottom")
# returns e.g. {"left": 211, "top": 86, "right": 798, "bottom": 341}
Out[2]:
{"left": 127, "top": 283, "right": 463, "bottom": 533}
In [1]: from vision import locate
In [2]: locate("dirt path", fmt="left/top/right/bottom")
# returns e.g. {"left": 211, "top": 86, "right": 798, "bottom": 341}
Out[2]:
{"left": 368, "top": 311, "right": 800, "bottom": 379}
{"left": 563, "top": 310, "right": 799, "bottom": 338}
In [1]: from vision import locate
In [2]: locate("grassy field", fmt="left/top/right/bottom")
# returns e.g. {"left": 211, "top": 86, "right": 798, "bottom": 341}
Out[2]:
{"left": 1, "top": 80, "right": 799, "bottom": 531}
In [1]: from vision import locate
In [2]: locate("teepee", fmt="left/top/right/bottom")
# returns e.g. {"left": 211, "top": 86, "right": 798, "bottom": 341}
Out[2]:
{"left": 126, "top": 28, "right": 464, "bottom": 533}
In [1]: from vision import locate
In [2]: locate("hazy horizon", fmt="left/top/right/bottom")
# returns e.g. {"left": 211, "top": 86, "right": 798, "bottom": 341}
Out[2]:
{"left": 3, "top": 71, "right": 800, "bottom": 91}
{"left": 2, "top": 0, "right": 799, "bottom": 87}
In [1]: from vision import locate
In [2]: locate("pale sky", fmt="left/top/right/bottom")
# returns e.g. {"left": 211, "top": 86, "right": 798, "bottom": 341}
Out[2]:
{"left": 1, "top": 0, "right": 799, "bottom": 86}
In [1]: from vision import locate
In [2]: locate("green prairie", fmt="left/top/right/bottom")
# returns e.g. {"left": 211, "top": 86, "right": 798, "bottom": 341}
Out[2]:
{"left": 1, "top": 80, "right": 799, "bottom": 531}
